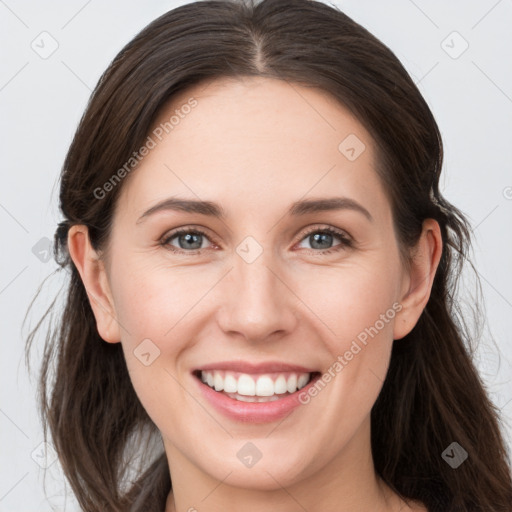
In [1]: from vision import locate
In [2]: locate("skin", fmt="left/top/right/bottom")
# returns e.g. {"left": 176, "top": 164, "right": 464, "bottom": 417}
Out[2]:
{"left": 68, "top": 76, "right": 441, "bottom": 512}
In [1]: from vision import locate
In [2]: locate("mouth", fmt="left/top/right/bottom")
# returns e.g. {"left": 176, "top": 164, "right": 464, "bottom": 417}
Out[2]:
{"left": 191, "top": 362, "right": 322, "bottom": 423}
{"left": 192, "top": 368, "right": 321, "bottom": 403}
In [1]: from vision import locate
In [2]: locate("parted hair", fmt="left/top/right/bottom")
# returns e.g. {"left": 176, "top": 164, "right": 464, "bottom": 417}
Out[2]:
{"left": 26, "top": 1, "right": 512, "bottom": 511}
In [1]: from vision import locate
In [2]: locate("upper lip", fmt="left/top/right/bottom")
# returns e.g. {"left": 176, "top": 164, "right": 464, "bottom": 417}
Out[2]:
{"left": 194, "top": 361, "right": 317, "bottom": 374}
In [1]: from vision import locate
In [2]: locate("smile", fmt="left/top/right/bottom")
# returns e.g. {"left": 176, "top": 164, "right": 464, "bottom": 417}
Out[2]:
{"left": 197, "top": 370, "right": 314, "bottom": 402}
{"left": 192, "top": 361, "right": 321, "bottom": 422}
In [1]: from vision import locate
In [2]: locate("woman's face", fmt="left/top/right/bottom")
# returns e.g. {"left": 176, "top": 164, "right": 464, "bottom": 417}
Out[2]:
{"left": 92, "top": 77, "right": 417, "bottom": 490}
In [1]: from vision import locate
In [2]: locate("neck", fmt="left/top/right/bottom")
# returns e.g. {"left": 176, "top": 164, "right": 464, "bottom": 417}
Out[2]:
{"left": 164, "top": 418, "right": 405, "bottom": 512}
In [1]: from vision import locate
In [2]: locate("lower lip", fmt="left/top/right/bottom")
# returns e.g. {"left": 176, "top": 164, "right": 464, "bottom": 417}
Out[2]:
{"left": 194, "top": 373, "right": 320, "bottom": 423}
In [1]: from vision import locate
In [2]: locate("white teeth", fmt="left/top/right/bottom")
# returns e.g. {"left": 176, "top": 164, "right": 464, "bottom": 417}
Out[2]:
{"left": 224, "top": 392, "right": 281, "bottom": 403}
{"left": 274, "top": 375, "right": 288, "bottom": 394}
{"left": 286, "top": 374, "right": 297, "bottom": 393}
{"left": 213, "top": 371, "right": 224, "bottom": 392}
{"left": 297, "top": 374, "right": 309, "bottom": 390}
{"left": 223, "top": 373, "right": 238, "bottom": 393}
{"left": 237, "top": 374, "right": 256, "bottom": 396}
{"left": 232, "top": 394, "right": 255, "bottom": 402}
{"left": 199, "top": 370, "right": 312, "bottom": 397}
{"left": 255, "top": 376, "right": 274, "bottom": 396}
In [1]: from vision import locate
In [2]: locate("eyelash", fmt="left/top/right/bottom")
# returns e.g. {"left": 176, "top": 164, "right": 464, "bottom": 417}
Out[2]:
{"left": 298, "top": 226, "right": 353, "bottom": 254}
{"left": 159, "top": 225, "right": 353, "bottom": 256}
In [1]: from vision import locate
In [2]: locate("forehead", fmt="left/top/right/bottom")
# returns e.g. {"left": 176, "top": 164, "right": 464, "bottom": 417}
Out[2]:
{"left": 118, "top": 76, "right": 386, "bottom": 217}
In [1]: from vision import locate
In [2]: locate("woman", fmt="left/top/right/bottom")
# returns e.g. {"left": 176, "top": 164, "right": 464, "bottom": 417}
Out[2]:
{"left": 26, "top": 0, "right": 512, "bottom": 511}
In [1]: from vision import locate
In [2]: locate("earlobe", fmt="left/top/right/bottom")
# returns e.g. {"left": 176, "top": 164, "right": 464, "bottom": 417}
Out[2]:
{"left": 393, "top": 219, "right": 443, "bottom": 340}
{"left": 67, "top": 225, "right": 121, "bottom": 344}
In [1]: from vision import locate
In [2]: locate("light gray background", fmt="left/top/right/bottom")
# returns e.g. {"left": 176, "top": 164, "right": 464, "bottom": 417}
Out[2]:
{"left": 1, "top": 1, "right": 511, "bottom": 510}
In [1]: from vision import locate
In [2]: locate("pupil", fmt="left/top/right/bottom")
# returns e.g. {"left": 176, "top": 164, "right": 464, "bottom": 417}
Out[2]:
{"left": 311, "top": 232, "right": 332, "bottom": 249}
{"left": 180, "top": 233, "right": 202, "bottom": 250}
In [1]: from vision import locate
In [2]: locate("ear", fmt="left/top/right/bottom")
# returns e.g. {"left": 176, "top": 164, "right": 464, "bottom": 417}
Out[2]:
{"left": 67, "top": 225, "right": 121, "bottom": 343}
{"left": 393, "top": 219, "right": 443, "bottom": 340}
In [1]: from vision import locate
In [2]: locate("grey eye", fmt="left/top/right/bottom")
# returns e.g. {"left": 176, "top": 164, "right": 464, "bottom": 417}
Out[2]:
{"left": 168, "top": 231, "right": 209, "bottom": 250}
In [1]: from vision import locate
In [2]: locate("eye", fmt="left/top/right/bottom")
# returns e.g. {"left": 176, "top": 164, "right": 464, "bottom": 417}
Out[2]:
{"left": 160, "top": 227, "right": 216, "bottom": 253}
{"left": 295, "top": 226, "right": 353, "bottom": 254}
{"left": 160, "top": 225, "right": 353, "bottom": 255}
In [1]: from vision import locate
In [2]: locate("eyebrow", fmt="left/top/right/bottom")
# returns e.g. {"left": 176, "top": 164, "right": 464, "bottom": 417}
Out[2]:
{"left": 136, "top": 196, "right": 373, "bottom": 223}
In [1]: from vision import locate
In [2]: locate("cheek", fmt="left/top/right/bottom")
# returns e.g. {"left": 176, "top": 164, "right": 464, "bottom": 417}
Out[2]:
{"left": 297, "top": 260, "right": 401, "bottom": 351}
{"left": 109, "top": 263, "right": 206, "bottom": 431}
{"left": 111, "top": 257, "right": 208, "bottom": 345}
{"left": 294, "top": 260, "right": 400, "bottom": 427}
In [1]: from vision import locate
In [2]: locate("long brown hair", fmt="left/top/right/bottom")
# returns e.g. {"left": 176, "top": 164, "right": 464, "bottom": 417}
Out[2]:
{"left": 25, "top": 1, "right": 512, "bottom": 510}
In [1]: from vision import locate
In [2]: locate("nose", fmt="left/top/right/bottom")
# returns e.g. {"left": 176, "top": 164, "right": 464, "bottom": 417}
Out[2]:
{"left": 216, "top": 249, "right": 298, "bottom": 344}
